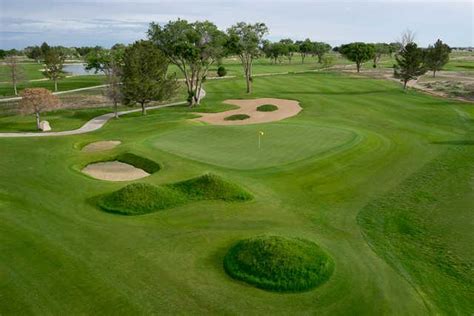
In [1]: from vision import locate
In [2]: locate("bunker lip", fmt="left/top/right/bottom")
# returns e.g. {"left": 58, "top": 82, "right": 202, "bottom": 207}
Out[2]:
{"left": 81, "top": 140, "right": 121, "bottom": 152}
{"left": 192, "top": 98, "right": 302, "bottom": 125}
{"left": 82, "top": 161, "right": 150, "bottom": 181}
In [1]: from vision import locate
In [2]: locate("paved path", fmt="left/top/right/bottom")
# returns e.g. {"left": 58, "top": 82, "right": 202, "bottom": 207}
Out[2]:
{"left": 0, "top": 88, "right": 206, "bottom": 138}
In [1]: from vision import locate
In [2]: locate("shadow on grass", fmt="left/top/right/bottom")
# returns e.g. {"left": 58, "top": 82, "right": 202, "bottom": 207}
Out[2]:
{"left": 431, "top": 140, "right": 474, "bottom": 145}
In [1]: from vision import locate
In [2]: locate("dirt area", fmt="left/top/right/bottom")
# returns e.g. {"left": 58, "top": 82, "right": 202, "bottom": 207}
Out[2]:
{"left": 82, "top": 161, "right": 149, "bottom": 181}
{"left": 81, "top": 140, "right": 121, "bottom": 152}
{"left": 192, "top": 98, "right": 302, "bottom": 125}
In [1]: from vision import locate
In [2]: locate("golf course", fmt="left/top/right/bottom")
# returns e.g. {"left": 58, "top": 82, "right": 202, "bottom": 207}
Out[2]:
{"left": 0, "top": 71, "right": 473, "bottom": 314}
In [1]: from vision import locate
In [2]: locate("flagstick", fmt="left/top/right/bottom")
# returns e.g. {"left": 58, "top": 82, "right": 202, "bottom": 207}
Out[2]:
{"left": 258, "top": 134, "right": 261, "bottom": 149}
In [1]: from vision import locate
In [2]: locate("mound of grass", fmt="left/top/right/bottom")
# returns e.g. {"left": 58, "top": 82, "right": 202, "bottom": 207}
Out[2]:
{"left": 223, "top": 235, "right": 334, "bottom": 292}
{"left": 256, "top": 104, "right": 278, "bottom": 112}
{"left": 115, "top": 153, "right": 161, "bottom": 174}
{"left": 171, "top": 173, "right": 253, "bottom": 201}
{"left": 97, "top": 183, "right": 184, "bottom": 215}
{"left": 97, "top": 174, "right": 252, "bottom": 215}
{"left": 224, "top": 114, "right": 250, "bottom": 121}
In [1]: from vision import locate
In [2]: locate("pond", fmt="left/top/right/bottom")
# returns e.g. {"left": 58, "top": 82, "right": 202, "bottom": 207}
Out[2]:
{"left": 63, "top": 64, "right": 103, "bottom": 76}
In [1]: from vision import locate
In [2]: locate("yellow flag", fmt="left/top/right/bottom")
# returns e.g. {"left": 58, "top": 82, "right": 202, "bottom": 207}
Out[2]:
{"left": 259, "top": 131, "right": 264, "bottom": 136}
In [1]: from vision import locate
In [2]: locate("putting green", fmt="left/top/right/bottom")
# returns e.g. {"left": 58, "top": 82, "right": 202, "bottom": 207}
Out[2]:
{"left": 153, "top": 123, "right": 360, "bottom": 169}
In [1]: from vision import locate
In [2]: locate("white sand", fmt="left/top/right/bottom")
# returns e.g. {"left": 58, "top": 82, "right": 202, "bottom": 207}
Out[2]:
{"left": 192, "top": 98, "right": 302, "bottom": 125}
{"left": 82, "top": 161, "right": 149, "bottom": 181}
{"left": 81, "top": 140, "right": 121, "bottom": 152}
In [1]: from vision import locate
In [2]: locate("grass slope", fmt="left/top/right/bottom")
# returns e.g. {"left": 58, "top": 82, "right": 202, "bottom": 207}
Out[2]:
{"left": 224, "top": 114, "right": 250, "bottom": 121}
{"left": 0, "top": 72, "right": 472, "bottom": 314}
{"left": 224, "top": 235, "right": 334, "bottom": 292}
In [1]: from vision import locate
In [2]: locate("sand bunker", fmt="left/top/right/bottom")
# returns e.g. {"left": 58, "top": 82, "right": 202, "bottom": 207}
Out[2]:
{"left": 82, "top": 161, "right": 149, "bottom": 181}
{"left": 192, "top": 98, "right": 302, "bottom": 125}
{"left": 82, "top": 140, "right": 121, "bottom": 152}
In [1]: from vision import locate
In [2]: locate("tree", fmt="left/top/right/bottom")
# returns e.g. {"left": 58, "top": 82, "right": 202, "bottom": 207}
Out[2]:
{"left": 298, "top": 39, "right": 313, "bottom": 64}
{"left": 394, "top": 43, "right": 427, "bottom": 90}
{"left": 43, "top": 48, "right": 65, "bottom": 92}
{"left": 339, "top": 42, "right": 375, "bottom": 72}
{"left": 373, "top": 43, "right": 390, "bottom": 68}
{"left": 40, "top": 42, "right": 51, "bottom": 57}
{"left": 148, "top": 19, "right": 227, "bottom": 106}
{"left": 263, "top": 41, "right": 288, "bottom": 64}
{"left": 399, "top": 29, "right": 416, "bottom": 48}
{"left": 312, "top": 42, "right": 331, "bottom": 63}
{"left": 85, "top": 47, "right": 125, "bottom": 118}
{"left": 19, "top": 88, "right": 60, "bottom": 130}
{"left": 388, "top": 42, "right": 402, "bottom": 57}
{"left": 226, "top": 22, "right": 268, "bottom": 93}
{"left": 280, "top": 39, "right": 298, "bottom": 63}
{"left": 25, "top": 46, "right": 43, "bottom": 63}
{"left": 0, "top": 49, "right": 6, "bottom": 59}
{"left": 121, "top": 40, "right": 177, "bottom": 115}
{"left": 425, "top": 39, "right": 451, "bottom": 77}
{"left": 5, "top": 55, "right": 25, "bottom": 96}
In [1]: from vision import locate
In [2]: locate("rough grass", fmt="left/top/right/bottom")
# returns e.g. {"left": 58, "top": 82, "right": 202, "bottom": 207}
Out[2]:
{"left": 224, "top": 114, "right": 250, "bottom": 121}
{"left": 97, "top": 174, "right": 252, "bottom": 215}
{"left": 256, "top": 104, "right": 278, "bottom": 112}
{"left": 223, "top": 235, "right": 334, "bottom": 292}
{"left": 97, "top": 183, "right": 184, "bottom": 215}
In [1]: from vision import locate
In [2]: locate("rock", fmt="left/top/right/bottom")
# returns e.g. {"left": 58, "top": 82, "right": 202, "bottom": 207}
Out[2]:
{"left": 39, "top": 121, "right": 51, "bottom": 132}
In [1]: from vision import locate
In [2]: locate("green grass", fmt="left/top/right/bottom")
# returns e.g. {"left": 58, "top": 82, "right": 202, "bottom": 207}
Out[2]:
{"left": 224, "top": 114, "right": 250, "bottom": 121}
{"left": 256, "top": 104, "right": 278, "bottom": 112}
{"left": 223, "top": 235, "right": 334, "bottom": 292}
{"left": 115, "top": 153, "right": 161, "bottom": 174}
{"left": 0, "top": 75, "right": 105, "bottom": 97}
{"left": 0, "top": 72, "right": 473, "bottom": 314}
{"left": 97, "top": 174, "right": 252, "bottom": 215}
{"left": 0, "top": 107, "right": 113, "bottom": 132}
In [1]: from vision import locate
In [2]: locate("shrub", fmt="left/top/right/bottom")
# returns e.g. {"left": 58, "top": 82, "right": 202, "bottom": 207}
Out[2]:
{"left": 256, "top": 104, "right": 278, "bottom": 112}
{"left": 224, "top": 114, "right": 250, "bottom": 121}
{"left": 224, "top": 235, "right": 334, "bottom": 292}
{"left": 217, "top": 66, "right": 227, "bottom": 77}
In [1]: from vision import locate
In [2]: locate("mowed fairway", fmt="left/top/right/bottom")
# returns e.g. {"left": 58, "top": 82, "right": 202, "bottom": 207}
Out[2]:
{"left": 0, "top": 73, "right": 473, "bottom": 314}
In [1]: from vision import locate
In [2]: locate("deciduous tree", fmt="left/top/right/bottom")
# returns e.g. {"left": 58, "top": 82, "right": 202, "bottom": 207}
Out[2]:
{"left": 121, "top": 40, "right": 177, "bottom": 115}
{"left": 298, "top": 39, "right": 313, "bottom": 64}
{"left": 43, "top": 48, "right": 66, "bottom": 92}
{"left": 19, "top": 88, "right": 60, "bottom": 130}
{"left": 373, "top": 43, "right": 390, "bottom": 68}
{"left": 394, "top": 43, "right": 427, "bottom": 90}
{"left": 339, "top": 42, "right": 375, "bottom": 72}
{"left": 226, "top": 22, "right": 268, "bottom": 94}
{"left": 148, "top": 19, "right": 227, "bottom": 106}
{"left": 312, "top": 42, "right": 331, "bottom": 63}
{"left": 5, "top": 55, "right": 25, "bottom": 96}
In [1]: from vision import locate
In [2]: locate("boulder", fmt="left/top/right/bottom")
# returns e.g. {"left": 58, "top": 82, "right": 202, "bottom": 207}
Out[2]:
{"left": 39, "top": 121, "right": 51, "bottom": 132}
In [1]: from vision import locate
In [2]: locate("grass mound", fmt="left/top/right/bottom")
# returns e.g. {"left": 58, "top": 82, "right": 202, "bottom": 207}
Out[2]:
{"left": 115, "top": 153, "right": 161, "bottom": 173}
{"left": 224, "top": 235, "right": 334, "bottom": 292}
{"left": 256, "top": 104, "right": 278, "bottom": 112}
{"left": 224, "top": 114, "right": 250, "bottom": 121}
{"left": 97, "top": 174, "right": 252, "bottom": 215}
{"left": 171, "top": 174, "right": 253, "bottom": 201}
{"left": 97, "top": 183, "right": 184, "bottom": 215}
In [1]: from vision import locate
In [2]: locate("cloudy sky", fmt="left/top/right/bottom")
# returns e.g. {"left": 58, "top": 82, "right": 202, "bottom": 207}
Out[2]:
{"left": 0, "top": 0, "right": 472, "bottom": 49}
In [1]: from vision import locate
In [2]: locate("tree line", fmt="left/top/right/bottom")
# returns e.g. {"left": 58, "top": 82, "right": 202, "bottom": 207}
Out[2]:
{"left": 6, "top": 22, "right": 453, "bottom": 130}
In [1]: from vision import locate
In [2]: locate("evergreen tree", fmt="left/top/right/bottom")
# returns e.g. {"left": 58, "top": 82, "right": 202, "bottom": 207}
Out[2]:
{"left": 394, "top": 43, "right": 427, "bottom": 90}
{"left": 121, "top": 40, "right": 177, "bottom": 115}
{"left": 425, "top": 39, "right": 451, "bottom": 77}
